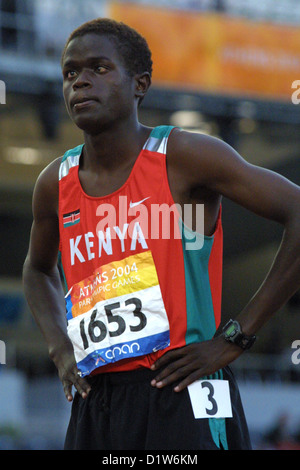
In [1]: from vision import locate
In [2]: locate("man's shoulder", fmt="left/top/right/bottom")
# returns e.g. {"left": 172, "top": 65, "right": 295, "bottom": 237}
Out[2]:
{"left": 37, "top": 156, "right": 63, "bottom": 185}
{"left": 167, "top": 128, "right": 228, "bottom": 178}
{"left": 40, "top": 143, "right": 82, "bottom": 183}
{"left": 169, "top": 128, "right": 226, "bottom": 157}
{"left": 32, "top": 156, "right": 63, "bottom": 211}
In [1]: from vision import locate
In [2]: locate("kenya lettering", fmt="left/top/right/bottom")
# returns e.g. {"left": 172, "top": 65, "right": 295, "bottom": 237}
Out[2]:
{"left": 70, "top": 222, "right": 148, "bottom": 265}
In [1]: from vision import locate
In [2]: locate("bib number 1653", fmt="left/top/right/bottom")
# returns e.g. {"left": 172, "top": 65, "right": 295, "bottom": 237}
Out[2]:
{"left": 79, "top": 297, "right": 146, "bottom": 350}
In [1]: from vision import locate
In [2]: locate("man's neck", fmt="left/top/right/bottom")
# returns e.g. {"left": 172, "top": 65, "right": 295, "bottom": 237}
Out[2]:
{"left": 82, "top": 120, "right": 150, "bottom": 172}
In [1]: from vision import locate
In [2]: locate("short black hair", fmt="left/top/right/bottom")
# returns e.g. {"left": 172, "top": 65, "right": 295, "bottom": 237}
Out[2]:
{"left": 61, "top": 17, "right": 153, "bottom": 79}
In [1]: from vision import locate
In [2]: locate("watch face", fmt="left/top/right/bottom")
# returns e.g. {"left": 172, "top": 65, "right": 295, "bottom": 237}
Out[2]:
{"left": 226, "top": 325, "right": 235, "bottom": 336}
{"left": 225, "top": 324, "right": 236, "bottom": 338}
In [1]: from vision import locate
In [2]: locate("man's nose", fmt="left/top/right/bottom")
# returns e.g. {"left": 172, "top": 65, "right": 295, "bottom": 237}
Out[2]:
{"left": 73, "top": 69, "right": 92, "bottom": 89}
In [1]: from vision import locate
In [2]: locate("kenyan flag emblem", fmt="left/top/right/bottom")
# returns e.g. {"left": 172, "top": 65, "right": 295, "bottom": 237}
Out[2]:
{"left": 63, "top": 209, "right": 80, "bottom": 228}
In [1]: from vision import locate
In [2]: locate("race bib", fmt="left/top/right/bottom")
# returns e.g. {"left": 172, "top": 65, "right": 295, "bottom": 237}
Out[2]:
{"left": 66, "top": 251, "right": 170, "bottom": 376}
{"left": 188, "top": 380, "right": 233, "bottom": 419}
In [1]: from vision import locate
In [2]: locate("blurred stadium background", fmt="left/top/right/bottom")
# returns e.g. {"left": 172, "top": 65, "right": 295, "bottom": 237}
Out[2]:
{"left": 0, "top": 0, "right": 300, "bottom": 450}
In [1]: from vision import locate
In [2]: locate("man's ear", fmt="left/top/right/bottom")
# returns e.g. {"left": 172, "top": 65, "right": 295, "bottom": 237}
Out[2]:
{"left": 135, "top": 72, "right": 151, "bottom": 102}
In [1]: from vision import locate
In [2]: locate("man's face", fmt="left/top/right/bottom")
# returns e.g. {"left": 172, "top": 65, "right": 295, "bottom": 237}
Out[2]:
{"left": 62, "top": 33, "right": 136, "bottom": 134}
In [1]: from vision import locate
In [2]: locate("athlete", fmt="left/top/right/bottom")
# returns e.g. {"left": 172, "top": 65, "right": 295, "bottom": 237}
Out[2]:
{"left": 22, "top": 18, "right": 300, "bottom": 450}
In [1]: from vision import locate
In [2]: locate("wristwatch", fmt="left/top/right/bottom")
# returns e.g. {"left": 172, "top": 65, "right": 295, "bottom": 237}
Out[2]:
{"left": 221, "top": 319, "right": 256, "bottom": 350}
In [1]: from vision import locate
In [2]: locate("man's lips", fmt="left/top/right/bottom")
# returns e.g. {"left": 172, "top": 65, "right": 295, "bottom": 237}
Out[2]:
{"left": 71, "top": 96, "right": 99, "bottom": 110}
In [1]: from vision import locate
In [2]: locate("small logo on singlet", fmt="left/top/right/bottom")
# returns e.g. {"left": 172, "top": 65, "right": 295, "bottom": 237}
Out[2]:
{"left": 129, "top": 197, "right": 151, "bottom": 208}
{"left": 63, "top": 209, "right": 80, "bottom": 228}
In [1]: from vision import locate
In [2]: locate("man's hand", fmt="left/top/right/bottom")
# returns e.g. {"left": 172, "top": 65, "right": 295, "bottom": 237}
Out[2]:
{"left": 150, "top": 336, "right": 243, "bottom": 392}
{"left": 50, "top": 341, "right": 91, "bottom": 402}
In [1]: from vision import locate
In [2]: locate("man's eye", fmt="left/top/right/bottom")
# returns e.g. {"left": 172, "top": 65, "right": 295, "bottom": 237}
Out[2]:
{"left": 95, "top": 65, "right": 107, "bottom": 73}
{"left": 65, "top": 70, "right": 77, "bottom": 79}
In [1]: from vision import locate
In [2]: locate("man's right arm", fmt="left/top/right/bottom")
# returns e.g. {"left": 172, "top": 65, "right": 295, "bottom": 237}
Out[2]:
{"left": 22, "top": 159, "right": 91, "bottom": 401}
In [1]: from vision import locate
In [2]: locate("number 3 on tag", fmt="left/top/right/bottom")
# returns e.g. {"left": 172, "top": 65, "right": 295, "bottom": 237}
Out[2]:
{"left": 188, "top": 380, "right": 233, "bottom": 419}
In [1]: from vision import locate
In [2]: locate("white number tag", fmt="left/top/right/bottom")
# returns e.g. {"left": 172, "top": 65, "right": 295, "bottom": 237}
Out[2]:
{"left": 188, "top": 379, "right": 232, "bottom": 419}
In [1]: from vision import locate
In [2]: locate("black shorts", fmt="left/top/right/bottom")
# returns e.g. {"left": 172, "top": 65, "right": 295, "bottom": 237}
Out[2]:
{"left": 64, "top": 366, "right": 251, "bottom": 450}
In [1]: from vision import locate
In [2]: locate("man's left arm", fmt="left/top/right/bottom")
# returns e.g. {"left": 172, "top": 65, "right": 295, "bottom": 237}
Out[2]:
{"left": 151, "top": 130, "right": 300, "bottom": 391}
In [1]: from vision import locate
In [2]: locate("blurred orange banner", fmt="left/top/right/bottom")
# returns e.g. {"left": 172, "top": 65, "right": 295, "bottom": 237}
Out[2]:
{"left": 110, "top": 2, "right": 300, "bottom": 102}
